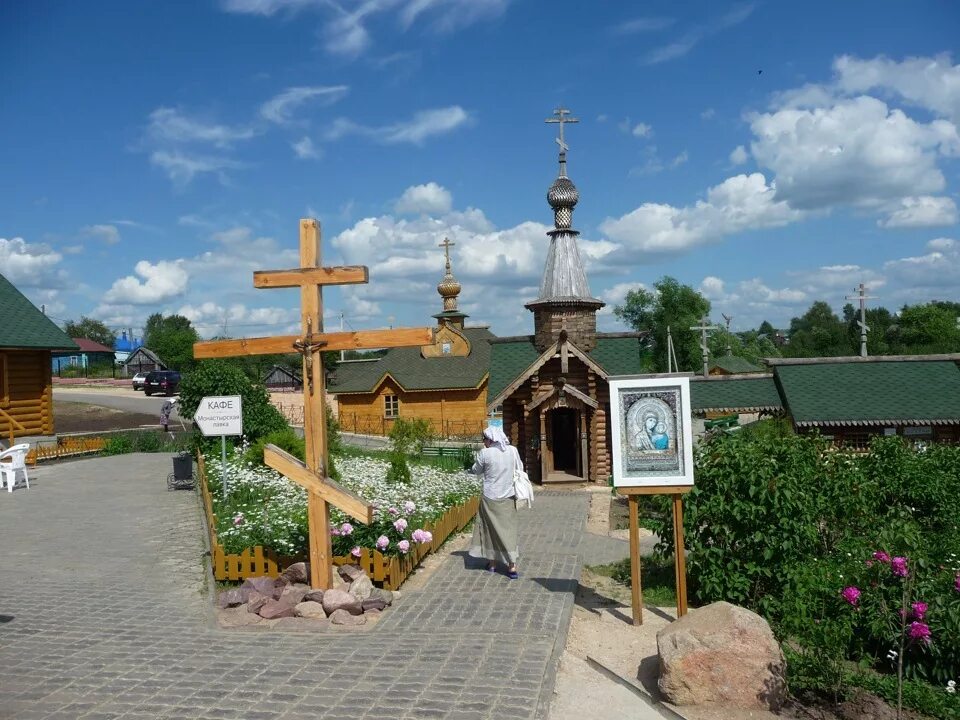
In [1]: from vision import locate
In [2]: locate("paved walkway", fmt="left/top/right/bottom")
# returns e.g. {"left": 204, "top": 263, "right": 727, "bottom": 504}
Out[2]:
{"left": 0, "top": 455, "right": 637, "bottom": 720}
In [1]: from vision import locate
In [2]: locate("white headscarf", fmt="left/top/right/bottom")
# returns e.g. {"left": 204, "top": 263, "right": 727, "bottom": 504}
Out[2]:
{"left": 482, "top": 425, "right": 510, "bottom": 452}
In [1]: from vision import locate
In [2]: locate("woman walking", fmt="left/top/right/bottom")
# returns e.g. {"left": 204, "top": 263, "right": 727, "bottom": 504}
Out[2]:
{"left": 469, "top": 426, "right": 522, "bottom": 578}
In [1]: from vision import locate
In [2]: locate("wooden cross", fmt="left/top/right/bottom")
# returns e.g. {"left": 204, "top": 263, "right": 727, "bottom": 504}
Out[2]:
{"left": 689, "top": 315, "right": 719, "bottom": 378}
{"left": 439, "top": 237, "right": 455, "bottom": 270}
{"left": 194, "top": 219, "right": 433, "bottom": 589}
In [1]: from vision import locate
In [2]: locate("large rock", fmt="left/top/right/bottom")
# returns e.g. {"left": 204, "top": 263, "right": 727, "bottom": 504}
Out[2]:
{"left": 217, "top": 588, "right": 250, "bottom": 608}
{"left": 361, "top": 598, "right": 387, "bottom": 613}
{"left": 295, "top": 601, "right": 327, "bottom": 619}
{"left": 657, "top": 602, "right": 786, "bottom": 710}
{"left": 321, "top": 588, "right": 363, "bottom": 616}
{"left": 337, "top": 564, "right": 365, "bottom": 582}
{"left": 246, "top": 591, "right": 270, "bottom": 614}
{"left": 304, "top": 589, "right": 324, "bottom": 604}
{"left": 368, "top": 587, "right": 394, "bottom": 605}
{"left": 329, "top": 608, "right": 366, "bottom": 626}
{"left": 242, "top": 576, "right": 282, "bottom": 598}
{"left": 349, "top": 575, "right": 374, "bottom": 602}
{"left": 219, "top": 605, "right": 262, "bottom": 627}
{"left": 280, "top": 562, "right": 309, "bottom": 585}
{"left": 258, "top": 598, "right": 297, "bottom": 620}
{"left": 279, "top": 585, "right": 308, "bottom": 606}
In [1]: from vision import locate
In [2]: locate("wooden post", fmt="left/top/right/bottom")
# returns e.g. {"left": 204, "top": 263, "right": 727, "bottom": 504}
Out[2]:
{"left": 629, "top": 494, "right": 643, "bottom": 625}
{"left": 673, "top": 493, "right": 688, "bottom": 617}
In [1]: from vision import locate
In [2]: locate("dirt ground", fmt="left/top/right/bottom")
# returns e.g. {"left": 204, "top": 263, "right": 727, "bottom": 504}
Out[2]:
{"left": 54, "top": 400, "right": 160, "bottom": 433}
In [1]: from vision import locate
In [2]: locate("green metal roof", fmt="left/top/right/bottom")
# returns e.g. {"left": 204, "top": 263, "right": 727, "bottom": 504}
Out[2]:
{"left": 709, "top": 355, "right": 765, "bottom": 374}
{"left": 329, "top": 327, "right": 494, "bottom": 394}
{"left": 775, "top": 360, "right": 960, "bottom": 426}
{"left": 487, "top": 333, "right": 647, "bottom": 402}
{"left": 691, "top": 376, "right": 783, "bottom": 412}
{"left": 0, "top": 273, "right": 77, "bottom": 351}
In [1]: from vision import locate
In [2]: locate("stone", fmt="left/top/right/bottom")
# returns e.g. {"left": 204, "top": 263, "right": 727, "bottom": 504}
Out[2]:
{"left": 321, "top": 588, "right": 363, "bottom": 616}
{"left": 280, "top": 562, "right": 309, "bottom": 584}
{"left": 273, "top": 616, "right": 329, "bottom": 631}
{"left": 279, "top": 585, "right": 308, "bottom": 606}
{"left": 246, "top": 591, "right": 269, "bottom": 614}
{"left": 258, "top": 598, "right": 297, "bottom": 620}
{"left": 304, "top": 589, "right": 324, "bottom": 604}
{"left": 337, "top": 563, "right": 365, "bottom": 582}
{"left": 657, "top": 601, "right": 786, "bottom": 710}
{"left": 361, "top": 598, "right": 387, "bottom": 613}
{"left": 218, "top": 605, "right": 263, "bottom": 627}
{"left": 349, "top": 575, "right": 374, "bottom": 602}
{"left": 329, "top": 608, "right": 366, "bottom": 626}
{"left": 294, "top": 601, "right": 327, "bottom": 619}
{"left": 217, "top": 588, "right": 249, "bottom": 608}
{"left": 368, "top": 587, "right": 394, "bottom": 605}
{"left": 241, "top": 576, "right": 282, "bottom": 597}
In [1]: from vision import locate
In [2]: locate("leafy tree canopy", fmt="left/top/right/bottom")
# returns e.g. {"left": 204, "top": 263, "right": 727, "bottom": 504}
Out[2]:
{"left": 143, "top": 313, "right": 199, "bottom": 371}
{"left": 64, "top": 316, "right": 116, "bottom": 349}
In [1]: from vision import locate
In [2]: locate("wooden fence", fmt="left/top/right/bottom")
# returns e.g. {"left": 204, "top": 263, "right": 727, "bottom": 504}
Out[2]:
{"left": 26, "top": 436, "right": 107, "bottom": 465}
{"left": 197, "top": 454, "right": 478, "bottom": 590}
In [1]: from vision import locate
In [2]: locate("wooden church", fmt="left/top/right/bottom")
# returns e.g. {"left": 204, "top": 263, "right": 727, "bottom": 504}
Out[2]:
{"left": 487, "top": 109, "right": 647, "bottom": 484}
{"left": 329, "top": 239, "right": 494, "bottom": 438}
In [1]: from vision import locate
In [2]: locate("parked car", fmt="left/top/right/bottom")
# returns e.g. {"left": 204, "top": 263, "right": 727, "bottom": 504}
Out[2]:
{"left": 143, "top": 370, "right": 181, "bottom": 396}
{"left": 131, "top": 372, "right": 148, "bottom": 391}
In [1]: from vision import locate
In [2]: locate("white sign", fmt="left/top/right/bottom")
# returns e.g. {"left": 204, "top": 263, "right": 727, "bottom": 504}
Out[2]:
{"left": 193, "top": 395, "right": 243, "bottom": 437}
{"left": 609, "top": 376, "right": 695, "bottom": 488}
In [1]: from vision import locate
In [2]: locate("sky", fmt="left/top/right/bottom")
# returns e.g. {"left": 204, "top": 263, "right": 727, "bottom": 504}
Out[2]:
{"left": 2, "top": 0, "right": 959, "bottom": 343}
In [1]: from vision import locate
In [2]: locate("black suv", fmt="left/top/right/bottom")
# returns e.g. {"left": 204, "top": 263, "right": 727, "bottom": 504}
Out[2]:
{"left": 143, "top": 370, "right": 181, "bottom": 396}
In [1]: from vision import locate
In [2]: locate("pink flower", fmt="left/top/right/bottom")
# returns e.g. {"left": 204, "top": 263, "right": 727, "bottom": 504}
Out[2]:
{"left": 841, "top": 586, "right": 861, "bottom": 606}
{"left": 340, "top": 523, "right": 353, "bottom": 536}
{"left": 330, "top": 526, "right": 341, "bottom": 536}
{"left": 350, "top": 546, "right": 362, "bottom": 558}
{"left": 908, "top": 621, "right": 931, "bottom": 644}
{"left": 873, "top": 551, "right": 891, "bottom": 564}
{"left": 388, "top": 507, "right": 399, "bottom": 516}
{"left": 393, "top": 518, "right": 408, "bottom": 533}
{"left": 403, "top": 501, "right": 416, "bottom": 514}
{"left": 411, "top": 528, "right": 432, "bottom": 544}
{"left": 233, "top": 512, "right": 245, "bottom": 526}
{"left": 865, "top": 560, "right": 874, "bottom": 568}
{"left": 911, "top": 601, "right": 928, "bottom": 620}
{"left": 398, "top": 540, "right": 410, "bottom": 554}
{"left": 376, "top": 535, "right": 389, "bottom": 550}
{"left": 891, "top": 556, "right": 909, "bottom": 577}
{"left": 955, "top": 574, "right": 960, "bottom": 593}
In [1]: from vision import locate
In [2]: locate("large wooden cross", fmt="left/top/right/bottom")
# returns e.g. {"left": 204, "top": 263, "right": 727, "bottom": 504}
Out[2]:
{"left": 194, "top": 218, "right": 433, "bottom": 589}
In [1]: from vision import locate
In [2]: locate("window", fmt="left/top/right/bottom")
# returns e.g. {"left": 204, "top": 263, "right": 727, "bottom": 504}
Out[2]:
{"left": 441, "top": 342, "right": 452, "bottom": 354}
{"left": 384, "top": 394, "right": 399, "bottom": 418}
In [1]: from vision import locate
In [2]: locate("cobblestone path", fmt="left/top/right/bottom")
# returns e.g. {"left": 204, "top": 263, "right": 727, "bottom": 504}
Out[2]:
{"left": 0, "top": 455, "right": 630, "bottom": 720}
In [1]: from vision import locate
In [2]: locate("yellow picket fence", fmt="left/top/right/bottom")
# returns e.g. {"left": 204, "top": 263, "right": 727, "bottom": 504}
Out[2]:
{"left": 26, "top": 436, "right": 107, "bottom": 465}
{"left": 197, "top": 454, "right": 478, "bottom": 590}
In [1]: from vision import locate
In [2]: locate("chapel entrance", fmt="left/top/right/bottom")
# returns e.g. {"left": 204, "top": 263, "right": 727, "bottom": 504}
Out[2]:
{"left": 542, "top": 407, "right": 584, "bottom": 482}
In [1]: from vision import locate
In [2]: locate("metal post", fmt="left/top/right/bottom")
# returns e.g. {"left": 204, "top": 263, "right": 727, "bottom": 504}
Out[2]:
{"left": 221, "top": 435, "right": 228, "bottom": 500}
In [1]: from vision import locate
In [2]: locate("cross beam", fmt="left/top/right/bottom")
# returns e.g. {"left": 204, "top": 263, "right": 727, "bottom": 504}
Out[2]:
{"left": 193, "top": 218, "right": 432, "bottom": 589}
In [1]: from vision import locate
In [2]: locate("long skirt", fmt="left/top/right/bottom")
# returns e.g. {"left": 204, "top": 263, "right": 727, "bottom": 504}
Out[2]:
{"left": 468, "top": 495, "right": 519, "bottom": 566}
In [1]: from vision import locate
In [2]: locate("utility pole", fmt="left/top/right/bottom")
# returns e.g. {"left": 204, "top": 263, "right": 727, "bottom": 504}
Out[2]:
{"left": 845, "top": 283, "right": 877, "bottom": 357}
{"left": 666, "top": 326, "right": 679, "bottom": 373}
{"left": 339, "top": 312, "right": 345, "bottom": 362}
{"left": 689, "top": 316, "right": 719, "bottom": 377}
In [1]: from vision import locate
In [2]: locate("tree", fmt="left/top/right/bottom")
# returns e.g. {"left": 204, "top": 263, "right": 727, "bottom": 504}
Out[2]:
{"left": 784, "top": 301, "right": 849, "bottom": 357}
{"left": 64, "top": 316, "right": 117, "bottom": 348}
{"left": 893, "top": 303, "right": 960, "bottom": 354}
{"left": 844, "top": 304, "right": 895, "bottom": 356}
{"left": 614, "top": 276, "right": 710, "bottom": 372}
{"left": 143, "top": 313, "right": 200, "bottom": 371}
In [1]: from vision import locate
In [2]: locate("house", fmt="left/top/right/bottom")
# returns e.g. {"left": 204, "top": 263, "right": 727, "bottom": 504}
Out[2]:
{"left": 263, "top": 364, "right": 302, "bottom": 392}
{"left": 329, "top": 240, "right": 494, "bottom": 439}
{"left": 113, "top": 329, "right": 143, "bottom": 364}
{"left": 487, "top": 123, "right": 647, "bottom": 483}
{"left": 0, "top": 273, "right": 77, "bottom": 440}
{"left": 52, "top": 338, "right": 116, "bottom": 373}
{"left": 121, "top": 347, "right": 166, "bottom": 376}
{"left": 708, "top": 354, "right": 765, "bottom": 376}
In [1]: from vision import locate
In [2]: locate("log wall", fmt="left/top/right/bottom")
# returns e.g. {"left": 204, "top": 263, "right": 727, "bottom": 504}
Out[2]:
{"left": 0, "top": 350, "right": 54, "bottom": 438}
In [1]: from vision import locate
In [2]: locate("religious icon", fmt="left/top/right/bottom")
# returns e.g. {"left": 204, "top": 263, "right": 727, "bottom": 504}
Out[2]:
{"left": 609, "top": 376, "right": 695, "bottom": 487}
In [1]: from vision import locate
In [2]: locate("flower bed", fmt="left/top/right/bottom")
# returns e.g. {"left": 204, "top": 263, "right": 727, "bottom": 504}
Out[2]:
{"left": 198, "top": 451, "right": 480, "bottom": 589}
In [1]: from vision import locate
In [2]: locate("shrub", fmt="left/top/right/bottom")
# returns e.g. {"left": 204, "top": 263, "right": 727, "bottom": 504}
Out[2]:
{"left": 102, "top": 434, "right": 133, "bottom": 455}
{"left": 389, "top": 417, "right": 433, "bottom": 455}
{"left": 243, "top": 428, "right": 305, "bottom": 467}
{"left": 386, "top": 450, "right": 412, "bottom": 484}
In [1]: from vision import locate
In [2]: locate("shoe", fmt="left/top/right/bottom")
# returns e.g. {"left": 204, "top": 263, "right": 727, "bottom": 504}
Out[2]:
{"left": 508, "top": 568, "right": 519, "bottom": 580}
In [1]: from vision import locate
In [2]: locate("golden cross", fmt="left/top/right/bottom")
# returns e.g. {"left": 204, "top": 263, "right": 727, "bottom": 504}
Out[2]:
{"left": 194, "top": 218, "right": 433, "bottom": 588}
{"left": 439, "top": 236, "right": 455, "bottom": 270}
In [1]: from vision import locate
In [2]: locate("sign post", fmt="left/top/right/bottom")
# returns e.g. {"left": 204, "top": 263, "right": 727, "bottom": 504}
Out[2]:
{"left": 193, "top": 395, "right": 243, "bottom": 500}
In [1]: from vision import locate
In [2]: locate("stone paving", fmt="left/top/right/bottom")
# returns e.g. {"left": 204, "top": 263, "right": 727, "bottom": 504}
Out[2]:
{"left": 0, "top": 455, "right": 633, "bottom": 720}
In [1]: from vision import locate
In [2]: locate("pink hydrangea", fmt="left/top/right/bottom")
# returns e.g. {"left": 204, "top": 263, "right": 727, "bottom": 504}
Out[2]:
{"left": 330, "top": 526, "right": 341, "bottom": 536}
{"left": 412, "top": 528, "right": 433, "bottom": 544}
{"left": 398, "top": 540, "right": 410, "bottom": 554}
{"left": 340, "top": 523, "right": 353, "bottom": 536}
{"left": 908, "top": 621, "right": 931, "bottom": 644}
{"left": 403, "top": 501, "right": 416, "bottom": 514}
{"left": 351, "top": 546, "right": 362, "bottom": 558}
{"left": 911, "top": 601, "right": 928, "bottom": 620}
{"left": 891, "top": 556, "right": 909, "bottom": 577}
{"left": 376, "top": 535, "right": 389, "bottom": 550}
{"left": 841, "top": 586, "right": 861, "bottom": 606}
{"left": 873, "top": 551, "right": 891, "bottom": 564}
{"left": 388, "top": 507, "right": 399, "bottom": 516}
{"left": 393, "top": 518, "right": 408, "bottom": 533}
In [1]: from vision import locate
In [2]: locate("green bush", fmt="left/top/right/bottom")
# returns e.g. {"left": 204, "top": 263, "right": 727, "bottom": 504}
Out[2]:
{"left": 389, "top": 417, "right": 433, "bottom": 455}
{"left": 243, "top": 428, "right": 305, "bottom": 467}
{"left": 102, "top": 434, "right": 134, "bottom": 455}
{"left": 386, "top": 450, "right": 412, "bottom": 484}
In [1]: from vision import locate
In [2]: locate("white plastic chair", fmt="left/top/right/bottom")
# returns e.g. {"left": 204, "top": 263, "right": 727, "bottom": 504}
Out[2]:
{"left": 0, "top": 443, "right": 30, "bottom": 492}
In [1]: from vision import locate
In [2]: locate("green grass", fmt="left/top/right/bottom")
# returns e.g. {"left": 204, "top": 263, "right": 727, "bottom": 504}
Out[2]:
{"left": 589, "top": 555, "right": 678, "bottom": 607}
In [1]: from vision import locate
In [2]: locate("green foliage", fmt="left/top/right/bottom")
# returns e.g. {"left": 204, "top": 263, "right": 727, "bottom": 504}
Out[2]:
{"left": 63, "top": 316, "right": 117, "bottom": 348}
{"left": 143, "top": 312, "right": 200, "bottom": 371}
{"left": 592, "top": 555, "right": 678, "bottom": 607}
{"left": 785, "top": 301, "right": 850, "bottom": 357}
{"left": 389, "top": 417, "right": 434, "bottom": 455}
{"left": 326, "top": 404, "right": 343, "bottom": 455}
{"left": 243, "top": 428, "right": 305, "bottom": 467}
{"left": 101, "top": 430, "right": 188, "bottom": 455}
{"left": 613, "top": 276, "right": 710, "bottom": 373}
{"left": 178, "top": 360, "right": 289, "bottom": 447}
{"left": 894, "top": 303, "right": 960, "bottom": 354}
{"left": 386, "top": 450, "right": 412, "bottom": 484}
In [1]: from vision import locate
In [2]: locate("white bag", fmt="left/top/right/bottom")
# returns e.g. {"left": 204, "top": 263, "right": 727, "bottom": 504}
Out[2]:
{"left": 512, "top": 446, "right": 534, "bottom": 508}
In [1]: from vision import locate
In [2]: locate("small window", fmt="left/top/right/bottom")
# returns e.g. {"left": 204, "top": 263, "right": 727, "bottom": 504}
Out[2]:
{"left": 384, "top": 394, "right": 399, "bottom": 418}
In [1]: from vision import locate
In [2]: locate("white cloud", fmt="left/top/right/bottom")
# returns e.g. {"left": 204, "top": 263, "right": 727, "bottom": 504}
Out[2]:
{"left": 103, "top": 260, "right": 189, "bottom": 305}
{"left": 699, "top": 276, "right": 725, "bottom": 298}
{"left": 644, "top": 3, "right": 755, "bottom": 65}
{"left": 260, "top": 85, "right": 349, "bottom": 124}
{"left": 631, "top": 122, "right": 653, "bottom": 138}
{"left": 927, "top": 237, "right": 955, "bottom": 251}
{"left": 399, "top": 0, "right": 510, "bottom": 33}
{"left": 325, "top": 106, "right": 470, "bottom": 145}
{"left": 82, "top": 224, "right": 121, "bottom": 245}
{"left": 729, "top": 145, "right": 748, "bottom": 165}
{"left": 878, "top": 196, "right": 958, "bottom": 228}
{"left": 394, "top": 182, "right": 453, "bottom": 214}
{"left": 600, "top": 173, "right": 801, "bottom": 256}
{"left": 671, "top": 150, "right": 688, "bottom": 167}
{"left": 177, "top": 301, "right": 300, "bottom": 338}
{"left": 220, "top": 0, "right": 320, "bottom": 15}
{"left": 701, "top": 108, "right": 716, "bottom": 120}
{"left": 0, "top": 237, "right": 67, "bottom": 288}
{"left": 150, "top": 150, "right": 241, "bottom": 185}
{"left": 292, "top": 136, "right": 321, "bottom": 160}
{"left": 147, "top": 107, "right": 255, "bottom": 148}
{"left": 883, "top": 237, "right": 960, "bottom": 291}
